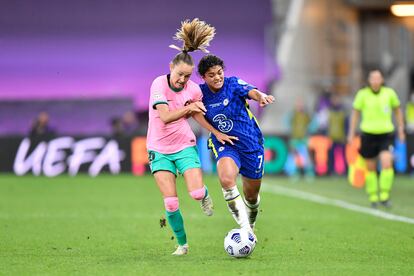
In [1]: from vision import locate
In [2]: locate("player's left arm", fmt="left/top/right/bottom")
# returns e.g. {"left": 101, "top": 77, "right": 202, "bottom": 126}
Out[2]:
{"left": 247, "top": 89, "right": 275, "bottom": 107}
{"left": 393, "top": 106, "right": 405, "bottom": 142}
{"left": 391, "top": 89, "right": 405, "bottom": 142}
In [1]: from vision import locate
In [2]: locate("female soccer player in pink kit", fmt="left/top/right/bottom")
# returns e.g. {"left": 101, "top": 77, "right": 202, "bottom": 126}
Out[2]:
{"left": 146, "top": 19, "right": 237, "bottom": 256}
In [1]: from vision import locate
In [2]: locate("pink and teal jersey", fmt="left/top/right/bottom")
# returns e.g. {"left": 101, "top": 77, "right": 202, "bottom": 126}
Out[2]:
{"left": 146, "top": 75, "right": 202, "bottom": 154}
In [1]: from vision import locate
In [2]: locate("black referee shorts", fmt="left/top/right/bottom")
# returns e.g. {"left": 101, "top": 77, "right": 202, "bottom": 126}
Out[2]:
{"left": 359, "top": 132, "right": 395, "bottom": 159}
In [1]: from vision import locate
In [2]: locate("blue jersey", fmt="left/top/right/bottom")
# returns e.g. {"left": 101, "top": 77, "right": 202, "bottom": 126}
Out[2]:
{"left": 200, "top": 76, "right": 264, "bottom": 152}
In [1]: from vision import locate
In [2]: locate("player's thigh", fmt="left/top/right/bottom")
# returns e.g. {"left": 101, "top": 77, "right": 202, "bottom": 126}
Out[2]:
{"left": 359, "top": 133, "right": 380, "bottom": 159}
{"left": 211, "top": 143, "right": 240, "bottom": 188}
{"left": 148, "top": 150, "right": 177, "bottom": 175}
{"left": 217, "top": 156, "right": 240, "bottom": 189}
{"left": 379, "top": 132, "right": 395, "bottom": 153}
{"left": 183, "top": 168, "right": 204, "bottom": 192}
{"left": 174, "top": 146, "right": 202, "bottom": 175}
{"left": 149, "top": 150, "right": 177, "bottom": 197}
{"left": 153, "top": 170, "right": 177, "bottom": 197}
{"left": 379, "top": 133, "right": 394, "bottom": 169}
{"left": 239, "top": 148, "right": 265, "bottom": 180}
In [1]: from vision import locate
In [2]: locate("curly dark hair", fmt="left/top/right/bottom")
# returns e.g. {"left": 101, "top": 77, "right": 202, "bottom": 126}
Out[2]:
{"left": 197, "top": 54, "right": 225, "bottom": 76}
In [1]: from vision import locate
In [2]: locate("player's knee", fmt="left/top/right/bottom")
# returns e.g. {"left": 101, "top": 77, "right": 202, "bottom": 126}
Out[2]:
{"left": 164, "top": 197, "right": 179, "bottom": 212}
{"left": 219, "top": 174, "right": 236, "bottom": 188}
{"left": 380, "top": 157, "right": 393, "bottom": 169}
{"left": 189, "top": 186, "right": 206, "bottom": 200}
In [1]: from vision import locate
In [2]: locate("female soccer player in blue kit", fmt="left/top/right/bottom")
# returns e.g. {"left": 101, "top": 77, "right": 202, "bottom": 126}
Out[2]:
{"left": 197, "top": 55, "right": 275, "bottom": 231}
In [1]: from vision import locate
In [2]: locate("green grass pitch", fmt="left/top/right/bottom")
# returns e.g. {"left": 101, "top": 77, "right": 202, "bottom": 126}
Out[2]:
{"left": 1, "top": 174, "right": 413, "bottom": 275}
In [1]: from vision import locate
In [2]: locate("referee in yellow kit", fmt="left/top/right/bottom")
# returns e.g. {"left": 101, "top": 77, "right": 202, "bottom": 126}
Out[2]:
{"left": 347, "top": 70, "right": 405, "bottom": 208}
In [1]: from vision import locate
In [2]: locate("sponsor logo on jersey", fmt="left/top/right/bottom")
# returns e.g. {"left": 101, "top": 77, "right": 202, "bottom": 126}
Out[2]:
{"left": 213, "top": 114, "right": 234, "bottom": 133}
{"left": 209, "top": 102, "right": 222, "bottom": 108}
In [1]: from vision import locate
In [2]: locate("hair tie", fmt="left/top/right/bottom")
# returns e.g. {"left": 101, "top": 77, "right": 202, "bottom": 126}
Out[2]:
{"left": 169, "top": 44, "right": 182, "bottom": 52}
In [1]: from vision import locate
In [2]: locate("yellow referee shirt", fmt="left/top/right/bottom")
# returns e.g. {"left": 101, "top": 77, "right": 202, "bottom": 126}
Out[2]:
{"left": 353, "top": 86, "right": 400, "bottom": 134}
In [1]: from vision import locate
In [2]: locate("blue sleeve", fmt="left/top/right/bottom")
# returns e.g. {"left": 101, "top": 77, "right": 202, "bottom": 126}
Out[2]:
{"left": 230, "top": 77, "right": 256, "bottom": 98}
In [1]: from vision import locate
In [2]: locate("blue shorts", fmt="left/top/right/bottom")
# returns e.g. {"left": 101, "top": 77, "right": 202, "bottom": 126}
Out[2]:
{"left": 208, "top": 139, "right": 264, "bottom": 179}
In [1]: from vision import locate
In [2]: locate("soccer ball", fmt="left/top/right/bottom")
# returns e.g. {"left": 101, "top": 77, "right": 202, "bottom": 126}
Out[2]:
{"left": 224, "top": 228, "right": 257, "bottom": 258}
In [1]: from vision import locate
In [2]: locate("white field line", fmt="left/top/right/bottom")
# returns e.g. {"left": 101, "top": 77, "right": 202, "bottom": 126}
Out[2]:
{"left": 0, "top": 212, "right": 227, "bottom": 220}
{"left": 262, "top": 183, "right": 414, "bottom": 225}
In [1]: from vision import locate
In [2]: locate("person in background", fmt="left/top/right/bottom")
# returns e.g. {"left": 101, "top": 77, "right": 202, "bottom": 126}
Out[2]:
{"left": 122, "top": 110, "right": 139, "bottom": 136}
{"left": 110, "top": 117, "right": 124, "bottom": 138}
{"left": 347, "top": 70, "right": 405, "bottom": 208}
{"left": 313, "top": 88, "right": 331, "bottom": 135}
{"left": 286, "top": 98, "right": 314, "bottom": 181}
{"left": 29, "top": 111, "right": 56, "bottom": 140}
{"left": 327, "top": 94, "right": 347, "bottom": 175}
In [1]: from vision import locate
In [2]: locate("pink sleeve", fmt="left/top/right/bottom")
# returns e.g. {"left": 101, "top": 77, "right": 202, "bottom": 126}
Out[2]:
{"left": 150, "top": 77, "right": 168, "bottom": 109}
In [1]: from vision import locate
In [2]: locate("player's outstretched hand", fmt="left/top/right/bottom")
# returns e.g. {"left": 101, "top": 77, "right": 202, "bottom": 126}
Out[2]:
{"left": 188, "top": 101, "right": 207, "bottom": 115}
{"left": 259, "top": 95, "right": 275, "bottom": 107}
{"left": 216, "top": 132, "right": 239, "bottom": 145}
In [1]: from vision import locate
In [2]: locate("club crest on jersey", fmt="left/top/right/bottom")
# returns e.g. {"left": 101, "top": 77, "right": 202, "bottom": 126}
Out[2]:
{"left": 223, "top": 98, "right": 229, "bottom": 106}
{"left": 154, "top": 93, "right": 162, "bottom": 100}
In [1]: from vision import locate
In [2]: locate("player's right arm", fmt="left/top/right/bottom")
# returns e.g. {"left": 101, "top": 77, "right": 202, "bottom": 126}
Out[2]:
{"left": 347, "top": 90, "right": 364, "bottom": 144}
{"left": 150, "top": 77, "right": 206, "bottom": 124}
{"left": 388, "top": 88, "right": 405, "bottom": 142}
{"left": 394, "top": 106, "right": 405, "bottom": 142}
{"left": 347, "top": 109, "right": 360, "bottom": 144}
{"left": 156, "top": 102, "right": 206, "bottom": 124}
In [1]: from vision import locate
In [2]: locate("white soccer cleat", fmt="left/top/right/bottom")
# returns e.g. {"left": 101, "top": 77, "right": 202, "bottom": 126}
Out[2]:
{"left": 200, "top": 195, "right": 214, "bottom": 216}
{"left": 172, "top": 244, "right": 189, "bottom": 256}
{"left": 242, "top": 226, "right": 258, "bottom": 242}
